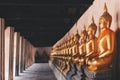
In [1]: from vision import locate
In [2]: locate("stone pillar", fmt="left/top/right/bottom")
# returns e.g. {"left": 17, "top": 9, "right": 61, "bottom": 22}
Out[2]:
{"left": 0, "top": 18, "right": 5, "bottom": 80}
{"left": 20, "top": 37, "right": 24, "bottom": 73}
{"left": 23, "top": 39, "right": 27, "bottom": 70}
{"left": 19, "top": 36, "right": 22, "bottom": 74}
{"left": 5, "top": 27, "right": 14, "bottom": 80}
{"left": 29, "top": 43, "right": 33, "bottom": 66}
{"left": 28, "top": 42, "right": 30, "bottom": 67}
{"left": 9, "top": 27, "right": 14, "bottom": 80}
{"left": 24, "top": 40, "right": 27, "bottom": 69}
{"left": 20, "top": 38, "right": 25, "bottom": 73}
{"left": 23, "top": 38, "right": 26, "bottom": 71}
{"left": 27, "top": 42, "right": 30, "bottom": 67}
{"left": 29, "top": 44, "right": 32, "bottom": 66}
{"left": 31, "top": 45, "right": 35, "bottom": 65}
{"left": 25, "top": 41, "right": 29, "bottom": 69}
{"left": 13, "top": 32, "right": 20, "bottom": 76}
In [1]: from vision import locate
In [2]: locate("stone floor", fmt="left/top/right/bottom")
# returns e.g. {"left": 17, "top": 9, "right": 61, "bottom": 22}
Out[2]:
{"left": 15, "top": 63, "right": 57, "bottom": 80}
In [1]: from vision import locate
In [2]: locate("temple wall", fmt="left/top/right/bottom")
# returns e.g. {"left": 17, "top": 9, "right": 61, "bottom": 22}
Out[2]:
{"left": 53, "top": 0, "right": 120, "bottom": 47}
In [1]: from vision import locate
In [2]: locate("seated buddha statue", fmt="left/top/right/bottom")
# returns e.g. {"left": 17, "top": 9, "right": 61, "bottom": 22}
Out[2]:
{"left": 66, "top": 39, "right": 70, "bottom": 60}
{"left": 86, "top": 17, "right": 98, "bottom": 63}
{"left": 72, "top": 30, "right": 80, "bottom": 64}
{"left": 87, "top": 3, "right": 115, "bottom": 71}
{"left": 68, "top": 38, "right": 72, "bottom": 59}
{"left": 70, "top": 35, "right": 75, "bottom": 63}
{"left": 78, "top": 26, "right": 88, "bottom": 66}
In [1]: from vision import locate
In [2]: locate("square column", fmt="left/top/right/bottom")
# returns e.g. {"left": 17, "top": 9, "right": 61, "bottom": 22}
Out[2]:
{"left": 0, "top": 18, "right": 5, "bottom": 80}
{"left": 19, "top": 36, "right": 22, "bottom": 74}
{"left": 5, "top": 27, "right": 14, "bottom": 80}
{"left": 13, "top": 32, "right": 20, "bottom": 77}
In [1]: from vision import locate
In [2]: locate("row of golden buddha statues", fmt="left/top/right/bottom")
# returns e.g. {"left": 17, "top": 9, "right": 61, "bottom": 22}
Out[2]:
{"left": 50, "top": 3, "right": 115, "bottom": 80}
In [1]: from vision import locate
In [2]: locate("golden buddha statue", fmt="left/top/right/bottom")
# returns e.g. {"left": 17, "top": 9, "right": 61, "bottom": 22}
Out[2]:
{"left": 72, "top": 30, "right": 80, "bottom": 64}
{"left": 69, "top": 36, "right": 74, "bottom": 62}
{"left": 78, "top": 25, "right": 88, "bottom": 66}
{"left": 73, "top": 30, "right": 80, "bottom": 54}
{"left": 86, "top": 17, "right": 98, "bottom": 63}
{"left": 87, "top": 3, "right": 115, "bottom": 71}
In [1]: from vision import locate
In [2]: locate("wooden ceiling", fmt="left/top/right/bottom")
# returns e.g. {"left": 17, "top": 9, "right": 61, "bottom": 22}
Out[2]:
{"left": 0, "top": 0, "right": 94, "bottom": 47}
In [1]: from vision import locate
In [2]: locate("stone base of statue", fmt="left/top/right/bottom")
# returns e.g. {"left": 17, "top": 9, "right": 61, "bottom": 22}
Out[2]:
{"left": 66, "top": 63, "right": 77, "bottom": 80}
{"left": 72, "top": 65, "right": 86, "bottom": 80}
{"left": 49, "top": 61, "right": 67, "bottom": 80}
{"left": 84, "top": 67, "right": 112, "bottom": 80}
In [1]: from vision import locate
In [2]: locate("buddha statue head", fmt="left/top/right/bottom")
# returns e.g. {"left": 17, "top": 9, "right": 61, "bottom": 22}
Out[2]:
{"left": 99, "top": 3, "right": 112, "bottom": 29}
{"left": 72, "top": 34, "right": 75, "bottom": 45}
{"left": 74, "top": 29, "right": 80, "bottom": 43}
{"left": 68, "top": 38, "right": 71, "bottom": 47}
{"left": 88, "top": 16, "right": 97, "bottom": 39}
{"left": 80, "top": 25, "right": 88, "bottom": 43}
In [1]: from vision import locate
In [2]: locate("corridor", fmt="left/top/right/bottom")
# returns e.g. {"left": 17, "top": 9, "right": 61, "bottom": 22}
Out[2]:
{"left": 15, "top": 63, "right": 57, "bottom": 80}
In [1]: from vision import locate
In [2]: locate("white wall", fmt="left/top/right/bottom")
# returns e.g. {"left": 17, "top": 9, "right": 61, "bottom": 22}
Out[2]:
{"left": 53, "top": 0, "right": 120, "bottom": 47}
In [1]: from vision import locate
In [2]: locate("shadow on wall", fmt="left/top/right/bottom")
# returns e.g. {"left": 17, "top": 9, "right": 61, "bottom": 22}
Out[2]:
{"left": 35, "top": 50, "right": 49, "bottom": 63}
{"left": 112, "top": 28, "right": 120, "bottom": 80}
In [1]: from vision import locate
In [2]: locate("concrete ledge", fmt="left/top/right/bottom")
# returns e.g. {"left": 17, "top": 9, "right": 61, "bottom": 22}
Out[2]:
{"left": 49, "top": 61, "right": 66, "bottom": 80}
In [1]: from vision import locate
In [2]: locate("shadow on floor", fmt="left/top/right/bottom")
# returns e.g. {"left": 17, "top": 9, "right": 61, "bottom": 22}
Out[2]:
{"left": 15, "top": 63, "right": 57, "bottom": 80}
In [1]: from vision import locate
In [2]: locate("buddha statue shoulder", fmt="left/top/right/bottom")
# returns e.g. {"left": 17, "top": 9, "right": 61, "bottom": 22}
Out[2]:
{"left": 87, "top": 3, "right": 115, "bottom": 71}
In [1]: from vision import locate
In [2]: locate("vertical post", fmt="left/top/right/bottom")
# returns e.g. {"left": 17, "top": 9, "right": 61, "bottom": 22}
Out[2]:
{"left": 5, "top": 27, "right": 14, "bottom": 80}
{"left": 0, "top": 18, "right": 5, "bottom": 80}
{"left": 19, "top": 36, "right": 22, "bottom": 74}
{"left": 20, "top": 38, "right": 25, "bottom": 73}
{"left": 23, "top": 39, "right": 27, "bottom": 70}
{"left": 8, "top": 27, "right": 14, "bottom": 80}
{"left": 13, "top": 32, "right": 20, "bottom": 76}
{"left": 22, "top": 38, "right": 26, "bottom": 71}
{"left": 20, "top": 37, "right": 23, "bottom": 73}
{"left": 25, "top": 40, "right": 28, "bottom": 69}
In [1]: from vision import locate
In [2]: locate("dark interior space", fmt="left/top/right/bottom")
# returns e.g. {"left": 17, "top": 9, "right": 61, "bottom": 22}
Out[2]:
{"left": 35, "top": 51, "right": 49, "bottom": 63}
{"left": 0, "top": 0, "right": 94, "bottom": 47}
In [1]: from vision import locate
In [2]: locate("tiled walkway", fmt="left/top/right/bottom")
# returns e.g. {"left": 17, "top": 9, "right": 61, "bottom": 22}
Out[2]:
{"left": 15, "top": 63, "right": 57, "bottom": 80}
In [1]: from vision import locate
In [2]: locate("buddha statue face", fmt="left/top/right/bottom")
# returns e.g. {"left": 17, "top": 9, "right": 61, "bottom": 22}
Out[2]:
{"left": 88, "top": 27, "right": 93, "bottom": 36}
{"left": 99, "top": 17, "right": 107, "bottom": 29}
{"left": 74, "top": 36, "right": 78, "bottom": 43}
{"left": 80, "top": 29, "right": 87, "bottom": 42}
{"left": 80, "top": 33, "right": 85, "bottom": 41}
{"left": 74, "top": 30, "right": 80, "bottom": 42}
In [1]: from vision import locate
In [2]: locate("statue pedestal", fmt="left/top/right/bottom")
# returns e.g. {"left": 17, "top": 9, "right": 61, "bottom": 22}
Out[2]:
{"left": 84, "top": 68, "right": 112, "bottom": 80}
{"left": 49, "top": 61, "right": 66, "bottom": 80}
{"left": 66, "top": 63, "right": 76, "bottom": 80}
{"left": 72, "top": 65, "right": 86, "bottom": 80}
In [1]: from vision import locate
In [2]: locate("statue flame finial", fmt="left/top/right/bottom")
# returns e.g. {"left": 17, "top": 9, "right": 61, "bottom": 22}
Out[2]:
{"left": 104, "top": 3, "right": 108, "bottom": 13}
{"left": 92, "top": 16, "right": 94, "bottom": 23}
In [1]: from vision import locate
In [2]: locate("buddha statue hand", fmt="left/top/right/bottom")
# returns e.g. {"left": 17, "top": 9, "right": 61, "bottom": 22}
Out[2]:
{"left": 80, "top": 53, "right": 86, "bottom": 58}
{"left": 88, "top": 53, "right": 98, "bottom": 60}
